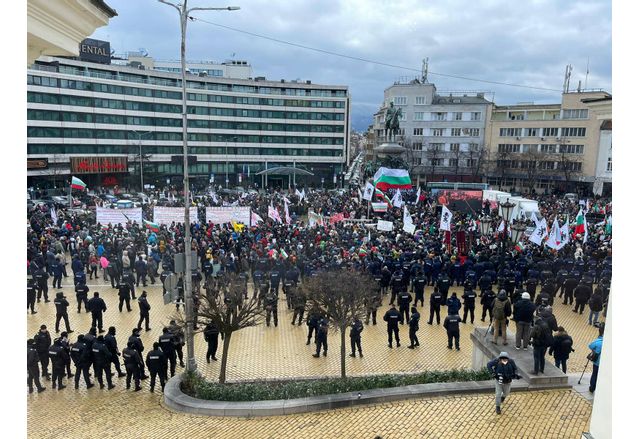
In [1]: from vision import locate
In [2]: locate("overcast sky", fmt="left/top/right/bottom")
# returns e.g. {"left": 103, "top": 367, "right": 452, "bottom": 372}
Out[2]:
{"left": 91, "top": 0, "right": 612, "bottom": 132}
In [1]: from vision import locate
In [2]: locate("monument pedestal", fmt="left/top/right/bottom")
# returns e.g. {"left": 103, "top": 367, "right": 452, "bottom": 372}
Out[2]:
{"left": 373, "top": 142, "right": 405, "bottom": 158}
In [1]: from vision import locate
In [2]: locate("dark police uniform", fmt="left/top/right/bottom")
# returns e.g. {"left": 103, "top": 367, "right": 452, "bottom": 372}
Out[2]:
{"left": 383, "top": 307, "right": 401, "bottom": 347}
{"left": 349, "top": 318, "right": 364, "bottom": 357}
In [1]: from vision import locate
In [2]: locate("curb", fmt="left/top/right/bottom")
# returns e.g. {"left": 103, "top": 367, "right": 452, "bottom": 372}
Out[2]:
{"left": 163, "top": 374, "right": 529, "bottom": 417}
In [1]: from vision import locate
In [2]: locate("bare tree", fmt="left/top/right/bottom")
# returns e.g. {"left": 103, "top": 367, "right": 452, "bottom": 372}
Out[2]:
{"left": 302, "top": 270, "right": 377, "bottom": 378}
{"left": 492, "top": 150, "right": 514, "bottom": 190}
{"left": 450, "top": 145, "right": 463, "bottom": 182}
{"left": 172, "top": 273, "right": 264, "bottom": 383}
{"left": 425, "top": 143, "right": 442, "bottom": 181}
{"left": 520, "top": 148, "right": 545, "bottom": 194}
{"left": 557, "top": 144, "right": 580, "bottom": 191}
{"left": 467, "top": 144, "right": 488, "bottom": 182}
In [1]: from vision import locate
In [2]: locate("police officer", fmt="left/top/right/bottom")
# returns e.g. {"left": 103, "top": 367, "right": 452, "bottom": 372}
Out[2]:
{"left": 159, "top": 327, "right": 178, "bottom": 376}
{"left": 312, "top": 318, "right": 329, "bottom": 358}
{"left": 34, "top": 324, "right": 52, "bottom": 380}
{"left": 146, "top": 342, "right": 167, "bottom": 392}
{"left": 573, "top": 281, "right": 592, "bottom": 314}
{"left": 428, "top": 288, "right": 442, "bottom": 325}
{"left": 383, "top": 304, "right": 401, "bottom": 348}
{"left": 34, "top": 266, "right": 50, "bottom": 303}
{"left": 306, "top": 305, "right": 322, "bottom": 345}
{"left": 118, "top": 280, "right": 132, "bottom": 312}
{"left": 390, "top": 269, "right": 404, "bottom": 305}
{"left": 54, "top": 292, "right": 73, "bottom": 334}
{"left": 74, "top": 280, "right": 89, "bottom": 313}
{"left": 408, "top": 306, "right": 421, "bottom": 349}
{"left": 91, "top": 335, "right": 115, "bottom": 390}
{"left": 168, "top": 320, "right": 185, "bottom": 368}
{"left": 365, "top": 289, "right": 381, "bottom": 325}
{"left": 56, "top": 331, "right": 73, "bottom": 379}
{"left": 462, "top": 287, "right": 477, "bottom": 324}
{"left": 562, "top": 274, "right": 579, "bottom": 305}
{"left": 204, "top": 321, "right": 222, "bottom": 363}
{"left": 480, "top": 288, "right": 496, "bottom": 322}
{"left": 122, "top": 269, "right": 137, "bottom": 299}
{"left": 398, "top": 288, "right": 412, "bottom": 325}
{"left": 51, "top": 257, "right": 63, "bottom": 289}
{"left": 87, "top": 292, "right": 107, "bottom": 333}
{"left": 252, "top": 268, "right": 264, "bottom": 300}
{"left": 436, "top": 273, "right": 452, "bottom": 306}
{"left": 291, "top": 288, "right": 306, "bottom": 326}
{"left": 105, "top": 326, "right": 126, "bottom": 378}
{"left": 134, "top": 255, "right": 148, "bottom": 287}
{"left": 27, "top": 277, "right": 37, "bottom": 314}
{"left": 137, "top": 291, "right": 152, "bottom": 331}
{"left": 27, "top": 339, "right": 46, "bottom": 393}
{"left": 412, "top": 270, "right": 427, "bottom": 307}
{"left": 269, "top": 269, "right": 281, "bottom": 295}
{"left": 349, "top": 317, "right": 364, "bottom": 358}
{"left": 264, "top": 288, "right": 278, "bottom": 327}
{"left": 122, "top": 341, "right": 143, "bottom": 391}
{"left": 258, "top": 277, "right": 270, "bottom": 308}
{"left": 443, "top": 310, "right": 462, "bottom": 350}
{"left": 48, "top": 338, "right": 69, "bottom": 390}
{"left": 73, "top": 268, "right": 86, "bottom": 287}
{"left": 70, "top": 335, "right": 93, "bottom": 390}
{"left": 446, "top": 292, "right": 461, "bottom": 316}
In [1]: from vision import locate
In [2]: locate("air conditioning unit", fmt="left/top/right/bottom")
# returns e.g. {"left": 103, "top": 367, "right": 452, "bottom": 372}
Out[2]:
{"left": 516, "top": 136, "right": 521, "bottom": 140}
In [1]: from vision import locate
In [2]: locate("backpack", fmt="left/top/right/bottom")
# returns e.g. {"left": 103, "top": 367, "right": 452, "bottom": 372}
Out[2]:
{"left": 493, "top": 299, "right": 507, "bottom": 320}
{"left": 533, "top": 320, "right": 553, "bottom": 346}
{"left": 559, "top": 337, "right": 573, "bottom": 355}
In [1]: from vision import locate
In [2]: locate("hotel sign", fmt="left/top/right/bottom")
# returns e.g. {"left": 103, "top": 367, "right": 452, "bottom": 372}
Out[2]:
{"left": 70, "top": 157, "right": 128, "bottom": 174}
{"left": 79, "top": 38, "right": 111, "bottom": 64}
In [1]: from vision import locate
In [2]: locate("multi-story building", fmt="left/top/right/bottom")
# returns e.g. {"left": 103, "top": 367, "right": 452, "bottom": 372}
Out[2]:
{"left": 485, "top": 90, "right": 611, "bottom": 194}
{"left": 371, "top": 79, "right": 493, "bottom": 184}
{"left": 581, "top": 95, "right": 612, "bottom": 196}
{"left": 27, "top": 54, "right": 349, "bottom": 189}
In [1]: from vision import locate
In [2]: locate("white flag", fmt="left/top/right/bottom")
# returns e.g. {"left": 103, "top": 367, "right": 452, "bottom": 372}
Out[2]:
{"left": 391, "top": 189, "right": 403, "bottom": 208}
{"left": 295, "top": 188, "right": 303, "bottom": 199}
{"left": 557, "top": 223, "right": 570, "bottom": 249}
{"left": 415, "top": 187, "right": 421, "bottom": 204}
{"left": 583, "top": 213, "right": 588, "bottom": 243}
{"left": 529, "top": 218, "right": 548, "bottom": 246}
{"left": 284, "top": 199, "right": 291, "bottom": 225}
{"left": 268, "top": 202, "right": 282, "bottom": 223}
{"left": 545, "top": 218, "right": 560, "bottom": 250}
{"left": 50, "top": 207, "right": 58, "bottom": 224}
{"left": 440, "top": 205, "right": 452, "bottom": 231}
{"left": 530, "top": 211, "right": 540, "bottom": 225}
{"left": 363, "top": 182, "right": 374, "bottom": 201}
{"left": 497, "top": 220, "right": 505, "bottom": 234}
{"left": 403, "top": 205, "right": 413, "bottom": 227}
{"left": 300, "top": 189, "right": 306, "bottom": 200}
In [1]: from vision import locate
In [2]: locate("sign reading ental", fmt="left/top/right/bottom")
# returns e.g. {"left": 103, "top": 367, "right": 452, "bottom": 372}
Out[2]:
{"left": 153, "top": 207, "right": 198, "bottom": 225}
{"left": 70, "top": 156, "right": 128, "bottom": 174}
{"left": 79, "top": 38, "right": 111, "bottom": 64}
{"left": 96, "top": 207, "right": 142, "bottom": 226}
{"left": 205, "top": 206, "right": 251, "bottom": 225}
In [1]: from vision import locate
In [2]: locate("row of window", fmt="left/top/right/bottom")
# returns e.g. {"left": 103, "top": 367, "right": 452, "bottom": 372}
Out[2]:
{"left": 412, "top": 143, "right": 480, "bottom": 153}
{"left": 496, "top": 160, "right": 583, "bottom": 171}
{"left": 31, "top": 66, "right": 348, "bottom": 97}
{"left": 497, "top": 143, "right": 585, "bottom": 154}
{"left": 27, "top": 92, "right": 345, "bottom": 121}
{"left": 27, "top": 127, "right": 344, "bottom": 145}
{"left": 27, "top": 110, "right": 344, "bottom": 133}
{"left": 499, "top": 127, "right": 586, "bottom": 137}
{"left": 27, "top": 144, "right": 343, "bottom": 157}
{"left": 187, "top": 93, "right": 345, "bottom": 108}
{"left": 412, "top": 158, "right": 478, "bottom": 167}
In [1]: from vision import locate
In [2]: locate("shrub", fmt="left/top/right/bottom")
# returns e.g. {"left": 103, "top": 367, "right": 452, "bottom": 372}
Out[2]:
{"left": 183, "top": 369, "right": 492, "bottom": 402}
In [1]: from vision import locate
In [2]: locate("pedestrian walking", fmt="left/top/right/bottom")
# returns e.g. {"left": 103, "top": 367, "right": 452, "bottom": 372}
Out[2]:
{"left": 487, "top": 352, "right": 521, "bottom": 414}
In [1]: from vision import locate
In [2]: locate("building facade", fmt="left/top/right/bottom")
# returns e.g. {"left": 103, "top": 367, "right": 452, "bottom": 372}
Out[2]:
{"left": 27, "top": 55, "right": 349, "bottom": 190}
{"left": 485, "top": 90, "right": 611, "bottom": 194}
{"left": 371, "top": 80, "right": 493, "bottom": 185}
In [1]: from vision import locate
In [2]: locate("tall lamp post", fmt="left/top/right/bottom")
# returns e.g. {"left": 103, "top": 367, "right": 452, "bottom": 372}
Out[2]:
{"left": 130, "top": 130, "right": 153, "bottom": 194}
{"left": 499, "top": 199, "right": 516, "bottom": 255}
{"left": 158, "top": 0, "right": 240, "bottom": 374}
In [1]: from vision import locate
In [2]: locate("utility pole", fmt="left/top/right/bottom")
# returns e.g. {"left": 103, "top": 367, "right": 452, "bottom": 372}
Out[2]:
{"left": 131, "top": 130, "right": 152, "bottom": 194}
{"left": 158, "top": 0, "right": 240, "bottom": 374}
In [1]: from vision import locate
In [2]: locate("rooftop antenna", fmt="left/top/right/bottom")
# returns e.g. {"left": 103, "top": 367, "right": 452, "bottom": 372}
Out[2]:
{"left": 577, "top": 80, "right": 582, "bottom": 92}
{"left": 421, "top": 57, "right": 429, "bottom": 83}
{"left": 563, "top": 64, "right": 573, "bottom": 93}
{"left": 584, "top": 57, "right": 590, "bottom": 89}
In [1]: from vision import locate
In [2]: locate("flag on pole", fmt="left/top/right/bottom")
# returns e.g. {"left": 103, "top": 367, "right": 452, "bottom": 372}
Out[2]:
{"left": 558, "top": 223, "right": 570, "bottom": 249}
{"left": 514, "top": 241, "right": 524, "bottom": 252}
{"left": 363, "top": 182, "right": 375, "bottom": 201}
{"left": 143, "top": 220, "right": 160, "bottom": 233}
{"left": 403, "top": 205, "right": 413, "bottom": 227}
{"left": 530, "top": 211, "right": 540, "bottom": 225}
{"left": 583, "top": 213, "right": 588, "bottom": 243}
{"left": 71, "top": 176, "right": 87, "bottom": 190}
{"left": 50, "top": 207, "right": 58, "bottom": 224}
{"left": 415, "top": 187, "right": 421, "bottom": 204}
{"left": 375, "top": 189, "right": 393, "bottom": 208}
{"left": 575, "top": 208, "right": 586, "bottom": 236}
{"left": 251, "top": 212, "right": 264, "bottom": 224}
{"left": 546, "top": 218, "right": 561, "bottom": 250}
{"left": 529, "top": 218, "right": 548, "bottom": 246}
{"left": 284, "top": 199, "right": 291, "bottom": 225}
{"left": 300, "top": 189, "right": 306, "bottom": 200}
{"left": 268, "top": 202, "right": 282, "bottom": 223}
{"left": 391, "top": 189, "right": 403, "bottom": 208}
{"left": 373, "top": 167, "right": 412, "bottom": 190}
{"left": 440, "top": 205, "right": 452, "bottom": 231}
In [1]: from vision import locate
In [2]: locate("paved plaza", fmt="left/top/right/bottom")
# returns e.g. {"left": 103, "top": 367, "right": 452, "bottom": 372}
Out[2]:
{"left": 27, "top": 273, "right": 598, "bottom": 437}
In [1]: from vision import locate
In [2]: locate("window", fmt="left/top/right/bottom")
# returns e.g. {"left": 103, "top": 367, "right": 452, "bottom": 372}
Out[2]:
{"left": 525, "top": 128, "right": 538, "bottom": 137}
{"left": 412, "top": 142, "right": 423, "bottom": 151}
{"left": 542, "top": 127, "right": 558, "bottom": 137}
{"left": 466, "top": 159, "right": 477, "bottom": 168}
{"left": 539, "top": 144, "right": 557, "bottom": 153}
{"left": 432, "top": 128, "right": 444, "bottom": 137}
{"left": 561, "top": 161, "right": 583, "bottom": 172}
{"left": 453, "top": 112, "right": 463, "bottom": 121}
{"left": 415, "top": 96, "right": 426, "bottom": 105}
{"left": 414, "top": 112, "right": 425, "bottom": 121}
{"left": 468, "top": 128, "right": 480, "bottom": 137}
{"left": 498, "top": 144, "right": 520, "bottom": 153}
{"left": 413, "top": 157, "right": 422, "bottom": 165}
{"left": 563, "top": 109, "right": 588, "bottom": 119}
{"left": 394, "top": 96, "right": 407, "bottom": 105}
{"left": 428, "top": 143, "right": 444, "bottom": 151}
{"left": 431, "top": 158, "right": 444, "bottom": 166}
{"left": 471, "top": 112, "right": 481, "bottom": 121}
{"left": 413, "top": 128, "right": 423, "bottom": 136}
{"left": 607, "top": 157, "right": 612, "bottom": 172}
{"left": 522, "top": 144, "right": 538, "bottom": 153}
{"left": 539, "top": 161, "right": 556, "bottom": 170}
{"left": 499, "top": 128, "right": 521, "bottom": 137}
{"left": 451, "top": 128, "right": 462, "bottom": 137}
{"left": 508, "top": 112, "right": 525, "bottom": 120}
{"left": 561, "top": 127, "right": 586, "bottom": 137}
{"left": 432, "top": 112, "right": 446, "bottom": 121}
{"left": 450, "top": 143, "right": 460, "bottom": 153}
{"left": 559, "top": 144, "right": 584, "bottom": 154}
{"left": 469, "top": 143, "right": 479, "bottom": 152}
{"left": 449, "top": 159, "right": 459, "bottom": 167}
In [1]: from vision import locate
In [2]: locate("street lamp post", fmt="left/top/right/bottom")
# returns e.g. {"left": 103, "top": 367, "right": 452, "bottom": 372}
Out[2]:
{"left": 158, "top": 0, "right": 240, "bottom": 374}
{"left": 131, "top": 130, "right": 153, "bottom": 194}
{"left": 499, "top": 199, "right": 516, "bottom": 255}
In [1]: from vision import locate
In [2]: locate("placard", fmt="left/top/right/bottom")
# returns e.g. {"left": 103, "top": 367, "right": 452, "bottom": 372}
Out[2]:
{"left": 153, "top": 207, "right": 198, "bottom": 225}
{"left": 402, "top": 223, "right": 416, "bottom": 234}
{"left": 96, "top": 207, "right": 142, "bottom": 225}
{"left": 371, "top": 202, "right": 388, "bottom": 213}
{"left": 205, "top": 206, "right": 251, "bottom": 224}
{"left": 376, "top": 220, "right": 393, "bottom": 231}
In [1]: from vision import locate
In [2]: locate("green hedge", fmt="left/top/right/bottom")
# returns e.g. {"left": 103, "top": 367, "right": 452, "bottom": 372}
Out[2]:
{"left": 181, "top": 369, "right": 493, "bottom": 402}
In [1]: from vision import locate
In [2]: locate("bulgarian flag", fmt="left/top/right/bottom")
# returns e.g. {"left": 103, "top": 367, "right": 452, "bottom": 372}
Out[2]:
{"left": 514, "top": 241, "right": 524, "bottom": 252}
{"left": 574, "top": 208, "right": 586, "bottom": 236}
{"left": 374, "top": 189, "right": 393, "bottom": 208}
{"left": 143, "top": 220, "right": 160, "bottom": 232}
{"left": 71, "top": 176, "right": 87, "bottom": 190}
{"left": 373, "top": 167, "right": 412, "bottom": 191}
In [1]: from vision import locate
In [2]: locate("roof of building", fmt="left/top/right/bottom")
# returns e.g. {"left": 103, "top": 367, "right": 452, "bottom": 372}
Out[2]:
{"left": 432, "top": 94, "right": 492, "bottom": 105}
{"left": 581, "top": 95, "right": 612, "bottom": 104}
{"left": 90, "top": 0, "right": 118, "bottom": 17}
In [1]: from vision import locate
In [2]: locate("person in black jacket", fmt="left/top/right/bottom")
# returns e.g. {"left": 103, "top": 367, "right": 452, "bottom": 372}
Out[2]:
{"left": 27, "top": 339, "right": 46, "bottom": 393}
{"left": 91, "top": 335, "right": 115, "bottom": 389}
{"left": 349, "top": 317, "right": 364, "bottom": 358}
{"left": 397, "top": 290, "right": 412, "bottom": 325}
{"left": 48, "top": 338, "right": 69, "bottom": 390}
{"left": 513, "top": 292, "right": 536, "bottom": 350}
{"left": 588, "top": 292, "right": 604, "bottom": 326}
{"left": 412, "top": 271, "right": 427, "bottom": 307}
{"left": 54, "top": 292, "right": 73, "bottom": 334}
{"left": 70, "top": 335, "right": 93, "bottom": 390}
{"left": 312, "top": 318, "right": 329, "bottom": 357}
{"left": 159, "top": 327, "right": 178, "bottom": 376}
{"left": 74, "top": 280, "right": 89, "bottom": 313}
{"left": 562, "top": 275, "right": 579, "bottom": 305}
{"left": 443, "top": 310, "right": 462, "bottom": 350}
{"left": 436, "top": 273, "right": 451, "bottom": 307}
{"left": 383, "top": 305, "right": 401, "bottom": 348}
{"left": 118, "top": 280, "right": 132, "bottom": 312}
{"left": 34, "top": 325, "right": 52, "bottom": 380}
{"left": 408, "top": 307, "right": 420, "bottom": 349}
{"left": 134, "top": 255, "right": 148, "bottom": 288}
{"left": 548, "top": 326, "right": 574, "bottom": 373}
{"left": 137, "top": 291, "right": 152, "bottom": 331}
{"left": 306, "top": 305, "right": 322, "bottom": 345}
{"left": 428, "top": 289, "right": 442, "bottom": 325}
{"left": 487, "top": 352, "right": 521, "bottom": 414}
{"left": 203, "top": 322, "right": 222, "bottom": 363}
{"left": 146, "top": 342, "right": 166, "bottom": 393}
{"left": 87, "top": 292, "right": 107, "bottom": 333}
{"left": 530, "top": 318, "right": 553, "bottom": 375}
{"left": 104, "top": 326, "right": 126, "bottom": 378}
{"left": 128, "top": 328, "right": 149, "bottom": 379}
{"left": 573, "top": 281, "right": 592, "bottom": 314}
{"left": 461, "top": 288, "right": 477, "bottom": 324}
{"left": 122, "top": 341, "right": 143, "bottom": 391}
{"left": 27, "top": 277, "right": 37, "bottom": 315}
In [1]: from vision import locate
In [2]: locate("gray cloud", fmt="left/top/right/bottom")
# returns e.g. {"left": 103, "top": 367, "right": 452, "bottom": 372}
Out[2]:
{"left": 92, "top": 0, "right": 611, "bottom": 131}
